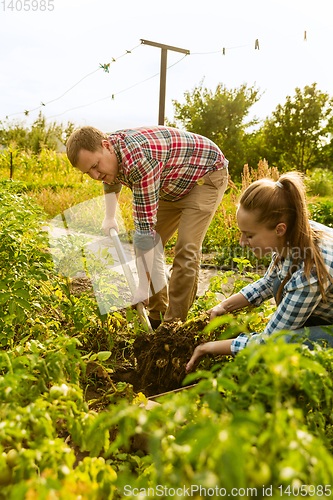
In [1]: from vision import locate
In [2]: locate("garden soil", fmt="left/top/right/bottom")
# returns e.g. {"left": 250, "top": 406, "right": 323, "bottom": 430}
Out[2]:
{"left": 131, "top": 317, "right": 209, "bottom": 396}
{"left": 70, "top": 269, "right": 231, "bottom": 397}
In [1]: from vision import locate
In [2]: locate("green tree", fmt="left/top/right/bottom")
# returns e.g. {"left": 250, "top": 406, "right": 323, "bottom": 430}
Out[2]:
{"left": 0, "top": 121, "right": 29, "bottom": 150}
{"left": 262, "top": 83, "right": 333, "bottom": 173}
{"left": 0, "top": 113, "right": 76, "bottom": 154}
{"left": 242, "top": 127, "right": 266, "bottom": 171}
{"left": 167, "top": 81, "right": 261, "bottom": 178}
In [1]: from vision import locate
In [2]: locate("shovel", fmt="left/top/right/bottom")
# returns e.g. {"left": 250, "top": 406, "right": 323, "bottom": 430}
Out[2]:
{"left": 109, "top": 228, "right": 153, "bottom": 333}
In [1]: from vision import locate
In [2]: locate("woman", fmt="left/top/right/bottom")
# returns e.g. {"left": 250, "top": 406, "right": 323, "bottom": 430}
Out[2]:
{"left": 186, "top": 172, "right": 333, "bottom": 372}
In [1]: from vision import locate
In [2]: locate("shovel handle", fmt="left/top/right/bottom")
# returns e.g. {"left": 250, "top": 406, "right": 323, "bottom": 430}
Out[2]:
{"left": 109, "top": 228, "right": 136, "bottom": 295}
{"left": 109, "top": 228, "right": 153, "bottom": 333}
{"left": 136, "top": 302, "right": 153, "bottom": 333}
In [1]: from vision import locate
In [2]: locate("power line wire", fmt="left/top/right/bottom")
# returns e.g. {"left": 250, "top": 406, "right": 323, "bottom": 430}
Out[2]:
{"left": 3, "top": 34, "right": 309, "bottom": 121}
{"left": 46, "top": 54, "right": 188, "bottom": 119}
{"left": 116, "top": 53, "right": 188, "bottom": 96}
{"left": 5, "top": 42, "right": 143, "bottom": 120}
{"left": 191, "top": 43, "right": 252, "bottom": 55}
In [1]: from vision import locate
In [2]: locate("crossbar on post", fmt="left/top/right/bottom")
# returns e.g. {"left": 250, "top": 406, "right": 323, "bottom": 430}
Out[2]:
{"left": 140, "top": 39, "right": 190, "bottom": 125}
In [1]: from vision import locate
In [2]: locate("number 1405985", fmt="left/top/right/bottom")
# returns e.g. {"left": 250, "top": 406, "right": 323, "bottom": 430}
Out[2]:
{"left": 278, "top": 485, "right": 331, "bottom": 496}
{"left": 2, "top": 0, "right": 54, "bottom": 11}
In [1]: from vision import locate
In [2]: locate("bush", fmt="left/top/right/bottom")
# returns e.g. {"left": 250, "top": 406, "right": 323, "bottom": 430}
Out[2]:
{"left": 308, "top": 200, "right": 333, "bottom": 228}
{"left": 0, "top": 113, "right": 75, "bottom": 154}
{"left": 305, "top": 168, "right": 333, "bottom": 197}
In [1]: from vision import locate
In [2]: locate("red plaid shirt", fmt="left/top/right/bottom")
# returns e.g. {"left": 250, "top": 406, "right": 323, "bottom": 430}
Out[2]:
{"left": 103, "top": 126, "right": 228, "bottom": 234}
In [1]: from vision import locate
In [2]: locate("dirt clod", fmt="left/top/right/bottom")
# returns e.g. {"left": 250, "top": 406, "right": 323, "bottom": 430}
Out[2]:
{"left": 70, "top": 277, "right": 94, "bottom": 296}
{"left": 132, "top": 315, "right": 209, "bottom": 396}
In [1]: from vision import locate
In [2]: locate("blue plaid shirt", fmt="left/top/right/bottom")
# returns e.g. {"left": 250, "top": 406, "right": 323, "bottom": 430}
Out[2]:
{"left": 231, "top": 221, "right": 333, "bottom": 355}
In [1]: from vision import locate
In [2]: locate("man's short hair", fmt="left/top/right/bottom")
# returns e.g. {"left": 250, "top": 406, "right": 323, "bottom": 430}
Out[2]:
{"left": 66, "top": 126, "right": 109, "bottom": 167}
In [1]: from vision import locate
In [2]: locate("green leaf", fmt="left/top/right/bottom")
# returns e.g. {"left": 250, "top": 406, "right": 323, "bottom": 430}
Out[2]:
{"left": 97, "top": 351, "right": 112, "bottom": 361}
{"left": 15, "top": 289, "right": 30, "bottom": 300}
{"left": 0, "top": 292, "right": 12, "bottom": 305}
{"left": 8, "top": 299, "right": 16, "bottom": 315}
{"left": 216, "top": 377, "right": 239, "bottom": 392}
{"left": 182, "top": 372, "right": 200, "bottom": 385}
{"left": 204, "top": 314, "right": 238, "bottom": 333}
{"left": 299, "top": 357, "right": 327, "bottom": 376}
{"left": 13, "top": 281, "right": 26, "bottom": 290}
{"left": 183, "top": 370, "right": 213, "bottom": 385}
{"left": 14, "top": 298, "right": 31, "bottom": 311}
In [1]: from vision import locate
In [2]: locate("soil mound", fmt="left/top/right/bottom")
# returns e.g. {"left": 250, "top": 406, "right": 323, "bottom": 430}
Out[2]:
{"left": 132, "top": 315, "right": 209, "bottom": 396}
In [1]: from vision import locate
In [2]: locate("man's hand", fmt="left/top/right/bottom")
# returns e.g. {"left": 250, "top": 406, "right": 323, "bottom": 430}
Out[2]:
{"left": 102, "top": 217, "right": 119, "bottom": 236}
{"left": 132, "top": 246, "right": 154, "bottom": 308}
{"left": 207, "top": 301, "right": 228, "bottom": 320}
{"left": 131, "top": 288, "right": 149, "bottom": 307}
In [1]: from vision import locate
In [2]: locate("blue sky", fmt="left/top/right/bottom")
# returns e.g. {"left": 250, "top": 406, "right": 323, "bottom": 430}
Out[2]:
{"left": 1, "top": 0, "right": 332, "bottom": 133}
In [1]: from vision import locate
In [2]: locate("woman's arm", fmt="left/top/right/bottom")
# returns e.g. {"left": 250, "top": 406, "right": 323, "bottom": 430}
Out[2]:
{"left": 186, "top": 340, "right": 233, "bottom": 371}
{"left": 208, "top": 292, "right": 251, "bottom": 319}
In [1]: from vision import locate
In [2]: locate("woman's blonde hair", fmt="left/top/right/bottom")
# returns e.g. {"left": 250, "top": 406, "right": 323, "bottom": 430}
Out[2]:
{"left": 66, "top": 126, "right": 109, "bottom": 167}
{"left": 239, "top": 172, "right": 332, "bottom": 304}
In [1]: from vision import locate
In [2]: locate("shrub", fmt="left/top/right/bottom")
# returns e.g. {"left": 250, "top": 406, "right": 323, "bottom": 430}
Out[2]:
{"left": 0, "top": 113, "right": 75, "bottom": 154}
{"left": 305, "top": 168, "right": 333, "bottom": 197}
{"left": 308, "top": 200, "right": 333, "bottom": 228}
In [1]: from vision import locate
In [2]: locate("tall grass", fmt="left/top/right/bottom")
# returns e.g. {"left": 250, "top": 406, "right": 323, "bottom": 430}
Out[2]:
{"left": 241, "top": 159, "right": 280, "bottom": 190}
{"left": 0, "top": 147, "right": 80, "bottom": 187}
{"left": 0, "top": 149, "right": 134, "bottom": 224}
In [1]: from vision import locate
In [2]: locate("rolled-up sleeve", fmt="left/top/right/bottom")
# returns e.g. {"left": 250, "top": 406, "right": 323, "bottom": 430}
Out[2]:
{"left": 103, "top": 181, "right": 122, "bottom": 194}
{"left": 239, "top": 257, "right": 278, "bottom": 306}
{"left": 231, "top": 334, "right": 251, "bottom": 354}
{"left": 231, "top": 275, "right": 325, "bottom": 355}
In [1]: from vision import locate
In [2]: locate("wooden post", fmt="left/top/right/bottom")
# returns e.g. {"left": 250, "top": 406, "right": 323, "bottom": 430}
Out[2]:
{"left": 140, "top": 39, "right": 190, "bottom": 125}
{"left": 159, "top": 48, "right": 168, "bottom": 126}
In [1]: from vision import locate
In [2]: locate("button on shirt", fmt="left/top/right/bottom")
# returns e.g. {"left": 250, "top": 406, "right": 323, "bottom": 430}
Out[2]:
{"left": 103, "top": 126, "right": 228, "bottom": 235}
{"left": 231, "top": 221, "right": 333, "bottom": 355}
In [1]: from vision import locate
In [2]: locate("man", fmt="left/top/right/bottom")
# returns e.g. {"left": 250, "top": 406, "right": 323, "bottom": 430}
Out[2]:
{"left": 66, "top": 125, "right": 228, "bottom": 328}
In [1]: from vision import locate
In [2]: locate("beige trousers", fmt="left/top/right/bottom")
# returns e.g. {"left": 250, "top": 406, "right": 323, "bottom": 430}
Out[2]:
{"left": 147, "top": 167, "right": 228, "bottom": 322}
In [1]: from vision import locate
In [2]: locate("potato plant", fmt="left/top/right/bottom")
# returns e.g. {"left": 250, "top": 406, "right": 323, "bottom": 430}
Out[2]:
{"left": 1, "top": 178, "right": 333, "bottom": 499}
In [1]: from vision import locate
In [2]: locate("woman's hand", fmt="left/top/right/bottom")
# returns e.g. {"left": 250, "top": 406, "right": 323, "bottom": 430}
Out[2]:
{"left": 186, "top": 340, "right": 233, "bottom": 372}
{"left": 186, "top": 344, "right": 209, "bottom": 372}
{"left": 207, "top": 301, "right": 228, "bottom": 320}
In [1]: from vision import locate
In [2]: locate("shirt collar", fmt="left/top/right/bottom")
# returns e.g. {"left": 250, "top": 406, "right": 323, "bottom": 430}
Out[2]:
{"left": 277, "top": 254, "right": 295, "bottom": 280}
{"left": 108, "top": 137, "right": 123, "bottom": 172}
